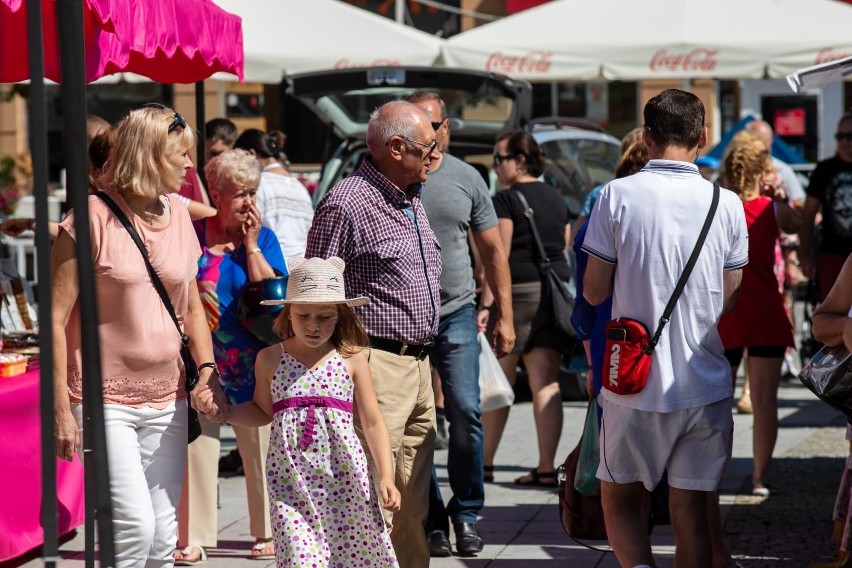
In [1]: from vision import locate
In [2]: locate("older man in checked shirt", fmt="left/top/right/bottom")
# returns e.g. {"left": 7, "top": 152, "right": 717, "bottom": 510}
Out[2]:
{"left": 306, "top": 100, "right": 442, "bottom": 568}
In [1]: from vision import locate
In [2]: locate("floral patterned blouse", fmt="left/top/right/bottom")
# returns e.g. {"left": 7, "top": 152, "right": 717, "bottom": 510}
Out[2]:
{"left": 194, "top": 220, "right": 286, "bottom": 404}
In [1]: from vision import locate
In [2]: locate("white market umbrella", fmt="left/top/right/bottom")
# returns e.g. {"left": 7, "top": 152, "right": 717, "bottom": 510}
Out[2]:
{"left": 212, "top": 0, "right": 444, "bottom": 83}
{"left": 442, "top": 0, "right": 852, "bottom": 81}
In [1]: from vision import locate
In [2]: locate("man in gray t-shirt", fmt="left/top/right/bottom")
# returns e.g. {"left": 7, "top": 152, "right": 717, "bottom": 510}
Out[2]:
{"left": 408, "top": 93, "right": 514, "bottom": 558}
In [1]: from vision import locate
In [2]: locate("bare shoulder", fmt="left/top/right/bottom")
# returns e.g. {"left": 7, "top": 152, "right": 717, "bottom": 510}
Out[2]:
{"left": 341, "top": 349, "right": 369, "bottom": 377}
{"left": 256, "top": 344, "right": 283, "bottom": 368}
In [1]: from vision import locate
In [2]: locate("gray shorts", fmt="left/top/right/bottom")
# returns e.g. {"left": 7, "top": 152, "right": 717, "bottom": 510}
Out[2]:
{"left": 596, "top": 396, "right": 733, "bottom": 492}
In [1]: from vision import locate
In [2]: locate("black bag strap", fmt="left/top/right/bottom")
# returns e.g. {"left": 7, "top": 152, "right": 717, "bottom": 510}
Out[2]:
{"left": 645, "top": 181, "right": 720, "bottom": 353}
{"left": 96, "top": 191, "right": 188, "bottom": 347}
{"left": 514, "top": 190, "right": 552, "bottom": 270}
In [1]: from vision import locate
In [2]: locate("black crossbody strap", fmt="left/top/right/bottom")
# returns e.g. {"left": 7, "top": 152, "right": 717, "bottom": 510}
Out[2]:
{"left": 645, "top": 181, "right": 720, "bottom": 353}
{"left": 96, "top": 191, "right": 188, "bottom": 346}
{"left": 514, "top": 190, "right": 551, "bottom": 269}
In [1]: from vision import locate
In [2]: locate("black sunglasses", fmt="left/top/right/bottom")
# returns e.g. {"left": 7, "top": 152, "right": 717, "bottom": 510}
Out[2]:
{"left": 142, "top": 103, "right": 186, "bottom": 133}
{"left": 835, "top": 132, "right": 852, "bottom": 142}
{"left": 431, "top": 120, "right": 445, "bottom": 131}
{"left": 492, "top": 153, "right": 516, "bottom": 166}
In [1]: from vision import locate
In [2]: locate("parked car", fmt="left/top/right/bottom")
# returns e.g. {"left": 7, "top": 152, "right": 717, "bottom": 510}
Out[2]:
{"left": 527, "top": 117, "right": 621, "bottom": 220}
{"left": 288, "top": 66, "right": 533, "bottom": 206}
{"left": 289, "top": 67, "right": 621, "bottom": 222}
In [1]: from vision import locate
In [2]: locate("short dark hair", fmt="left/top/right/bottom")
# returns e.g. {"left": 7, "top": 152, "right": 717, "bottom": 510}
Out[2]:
{"left": 234, "top": 128, "right": 280, "bottom": 159}
{"left": 496, "top": 130, "right": 545, "bottom": 178}
{"left": 643, "top": 89, "right": 705, "bottom": 149}
{"left": 205, "top": 117, "right": 238, "bottom": 144}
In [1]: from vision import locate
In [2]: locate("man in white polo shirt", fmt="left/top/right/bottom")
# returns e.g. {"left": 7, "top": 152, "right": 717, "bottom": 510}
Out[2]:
{"left": 582, "top": 89, "right": 748, "bottom": 568}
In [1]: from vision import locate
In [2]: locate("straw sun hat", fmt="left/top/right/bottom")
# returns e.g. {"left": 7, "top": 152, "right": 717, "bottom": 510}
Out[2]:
{"left": 260, "top": 256, "right": 369, "bottom": 307}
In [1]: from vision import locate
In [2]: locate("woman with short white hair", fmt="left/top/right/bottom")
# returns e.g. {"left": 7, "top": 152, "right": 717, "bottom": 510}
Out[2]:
{"left": 175, "top": 149, "right": 286, "bottom": 564}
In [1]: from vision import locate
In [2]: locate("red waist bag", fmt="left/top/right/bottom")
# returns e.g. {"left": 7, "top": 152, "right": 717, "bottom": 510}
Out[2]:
{"left": 603, "top": 318, "right": 652, "bottom": 395}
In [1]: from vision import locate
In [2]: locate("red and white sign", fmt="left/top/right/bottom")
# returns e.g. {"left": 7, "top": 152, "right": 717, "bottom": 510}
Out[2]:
{"left": 649, "top": 48, "right": 718, "bottom": 73}
{"left": 774, "top": 108, "right": 806, "bottom": 137}
{"left": 485, "top": 51, "right": 553, "bottom": 75}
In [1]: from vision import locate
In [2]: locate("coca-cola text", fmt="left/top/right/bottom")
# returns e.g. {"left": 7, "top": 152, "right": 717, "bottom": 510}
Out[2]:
{"left": 649, "top": 48, "right": 718, "bottom": 73}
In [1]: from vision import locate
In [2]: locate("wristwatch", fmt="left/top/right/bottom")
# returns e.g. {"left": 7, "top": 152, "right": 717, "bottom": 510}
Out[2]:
{"left": 198, "top": 362, "right": 219, "bottom": 374}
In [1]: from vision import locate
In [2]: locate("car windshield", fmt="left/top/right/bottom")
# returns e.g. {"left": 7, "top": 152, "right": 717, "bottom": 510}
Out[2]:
{"left": 538, "top": 138, "right": 620, "bottom": 219}
{"left": 319, "top": 87, "right": 516, "bottom": 134}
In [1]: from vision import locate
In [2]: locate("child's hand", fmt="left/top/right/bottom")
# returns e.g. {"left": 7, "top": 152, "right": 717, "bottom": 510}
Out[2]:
{"left": 379, "top": 478, "right": 401, "bottom": 512}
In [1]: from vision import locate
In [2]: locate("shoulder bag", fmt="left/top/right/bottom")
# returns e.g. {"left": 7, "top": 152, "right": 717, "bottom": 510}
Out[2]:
{"left": 96, "top": 192, "right": 203, "bottom": 443}
{"left": 514, "top": 190, "right": 577, "bottom": 338}
{"left": 603, "top": 181, "right": 720, "bottom": 395}
{"left": 799, "top": 344, "right": 852, "bottom": 417}
{"left": 558, "top": 398, "right": 607, "bottom": 543}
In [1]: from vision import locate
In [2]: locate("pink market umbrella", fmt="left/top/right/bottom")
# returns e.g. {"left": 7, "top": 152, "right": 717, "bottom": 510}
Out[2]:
{"left": 0, "top": 0, "right": 244, "bottom": 83}
{"left": 4, "top": 1, "right": 242, "bottom": 565}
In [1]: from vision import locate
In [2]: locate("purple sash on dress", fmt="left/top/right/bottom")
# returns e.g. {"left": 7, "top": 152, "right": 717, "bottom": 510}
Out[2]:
{"left": 272, "top": 396, "right": 353, "bottom": 450}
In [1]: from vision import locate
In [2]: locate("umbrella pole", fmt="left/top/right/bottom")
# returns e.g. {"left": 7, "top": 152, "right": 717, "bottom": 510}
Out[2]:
{"left": 26, "top": 0, "right": 57, "bottom": 563}
{"left": 55, "top": 1, "right": 115, "bottom": 566}
{"left": 195, "top": 81, "right": 206, "bottom": 186}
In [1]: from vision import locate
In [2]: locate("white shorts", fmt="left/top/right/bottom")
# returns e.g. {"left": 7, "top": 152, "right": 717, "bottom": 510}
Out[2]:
{"left": 596, "top": 396, "right": 733, "bottom": 492}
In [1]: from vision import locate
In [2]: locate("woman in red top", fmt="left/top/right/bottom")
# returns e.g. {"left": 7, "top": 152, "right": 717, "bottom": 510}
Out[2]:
{"left": 718, "top": 136, "right": 800, "bottom": 497}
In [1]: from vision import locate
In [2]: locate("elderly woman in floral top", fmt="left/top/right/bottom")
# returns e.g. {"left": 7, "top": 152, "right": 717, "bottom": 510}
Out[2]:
{"left": 174, "top": 149, "right": 287, "bottom": 564}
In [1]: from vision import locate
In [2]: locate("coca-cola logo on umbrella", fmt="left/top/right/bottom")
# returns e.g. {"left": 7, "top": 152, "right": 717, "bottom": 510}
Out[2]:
{"left": 649, "top": 48, "right": 718, "bottom": 73}
{"left": 485, "top": 51, "right": 553, "bottom": 75}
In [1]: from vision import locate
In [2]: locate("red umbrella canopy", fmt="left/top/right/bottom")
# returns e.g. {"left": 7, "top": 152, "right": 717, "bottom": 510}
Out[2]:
{"left": 0, "top": 0, "right": 243, "bottom": 83}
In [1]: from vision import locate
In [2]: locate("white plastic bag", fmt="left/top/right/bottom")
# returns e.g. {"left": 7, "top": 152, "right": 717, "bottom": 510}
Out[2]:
{"left": 478, "top": 332, "right": 514, "bottom": 412}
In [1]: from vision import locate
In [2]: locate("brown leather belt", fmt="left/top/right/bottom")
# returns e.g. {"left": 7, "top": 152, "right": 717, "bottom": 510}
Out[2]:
{"left": 368, "top": 336, "right": 433, "bottom": 360}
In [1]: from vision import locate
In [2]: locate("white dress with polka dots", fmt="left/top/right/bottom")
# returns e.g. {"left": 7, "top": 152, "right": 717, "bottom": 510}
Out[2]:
{"left": 266, "top": 349, "right": 397, "bottom": 567}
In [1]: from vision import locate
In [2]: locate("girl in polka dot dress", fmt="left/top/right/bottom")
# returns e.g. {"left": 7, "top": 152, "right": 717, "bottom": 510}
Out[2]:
{"left": 217, "top": 256, "right": 399, "bottom": 567}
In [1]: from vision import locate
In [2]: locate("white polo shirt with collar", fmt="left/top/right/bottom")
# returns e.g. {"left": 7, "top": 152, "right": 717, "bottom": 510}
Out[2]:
{"left": 583, "top": 159, "right": 749, "bottom": 413}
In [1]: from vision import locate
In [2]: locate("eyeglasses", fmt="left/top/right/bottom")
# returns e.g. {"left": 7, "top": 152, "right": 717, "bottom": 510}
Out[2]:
{"left": 835, "top": 132, "right": 852, "bottom": 142}
{"left": 493, "top": 153, "right": 516, "bottom": 166}
{"left": 431, "top": 120, "right": 445, "bottom": 131}
{"left": 399, "top": 136, "right": 438, "bottom": 158}
{"left": 142, "top": 103, "right": 186, "bottom": 134}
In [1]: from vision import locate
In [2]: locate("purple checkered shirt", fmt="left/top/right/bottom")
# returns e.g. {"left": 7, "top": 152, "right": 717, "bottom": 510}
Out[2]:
{"left": 306, "top": 158, "right": 442, "bottom": 344}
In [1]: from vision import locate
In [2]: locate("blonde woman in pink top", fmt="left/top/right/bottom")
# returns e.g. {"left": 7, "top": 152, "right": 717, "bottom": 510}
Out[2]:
{"left": 51, "top": 106, "right": 225, "bottom": 568}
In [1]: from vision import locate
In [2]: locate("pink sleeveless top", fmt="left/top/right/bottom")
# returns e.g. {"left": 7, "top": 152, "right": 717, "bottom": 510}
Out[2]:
{"left": 59, "top": 190, "right": 201, "bottom": 408}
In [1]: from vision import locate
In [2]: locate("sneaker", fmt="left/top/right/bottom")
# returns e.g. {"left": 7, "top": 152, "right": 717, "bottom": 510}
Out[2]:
{"left": 752, "top": 478, "right": 778, "bottom": 497}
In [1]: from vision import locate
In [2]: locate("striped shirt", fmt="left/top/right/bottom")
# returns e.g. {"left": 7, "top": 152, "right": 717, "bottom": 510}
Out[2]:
{"left": 306, "top": 158, "right": 442, "bottom": 344}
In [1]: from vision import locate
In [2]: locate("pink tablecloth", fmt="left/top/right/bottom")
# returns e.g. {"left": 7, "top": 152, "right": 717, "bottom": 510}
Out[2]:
{"left": 0, "top": 369, "right": 85, "bottom": 561}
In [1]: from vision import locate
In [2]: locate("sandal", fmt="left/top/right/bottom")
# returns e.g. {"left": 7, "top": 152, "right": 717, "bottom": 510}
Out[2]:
{"left": 174, "top": 545, "right": 207, "bottom": 566}
{"left": 484, "top": 465, "right": 494, "bottom": 483}
{"left": 514, "top": 467, "right": 558, "bottom": 487}
{"left": 251, "top": 538, "right": 275, "bottom": 560}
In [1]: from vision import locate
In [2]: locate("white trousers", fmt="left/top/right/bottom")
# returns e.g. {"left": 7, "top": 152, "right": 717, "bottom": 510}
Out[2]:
{"left": 74, "top": 400, "right": 188, "bottom": 568}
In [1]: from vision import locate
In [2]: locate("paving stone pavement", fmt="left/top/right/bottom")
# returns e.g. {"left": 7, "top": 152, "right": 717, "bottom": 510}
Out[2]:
{"left": 6, "top": 378, "right": 850, "bottom": 567}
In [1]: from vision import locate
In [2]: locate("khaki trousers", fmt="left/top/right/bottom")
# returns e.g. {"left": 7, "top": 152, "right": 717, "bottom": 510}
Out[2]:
{"left": 177, "top": 413, "right": 272, "bottom": 547}
{"left": 357, "top": 348, "right": 436, "bottom": 568}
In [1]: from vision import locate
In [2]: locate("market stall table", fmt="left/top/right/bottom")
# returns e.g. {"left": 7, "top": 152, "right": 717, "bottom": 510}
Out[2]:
{"left": 0, "top": 368, "right": 84, "bottom": 561}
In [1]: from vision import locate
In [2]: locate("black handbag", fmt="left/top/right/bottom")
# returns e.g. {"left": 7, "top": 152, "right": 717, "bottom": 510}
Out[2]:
{"left": 96, "top": 192, "right": 202, "bottom": 443}
{"left": 799, "top": 344, "right": 852, "bottom": 417}
{"left": 514, "top": 190, "right": 577, "bottom": 338}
